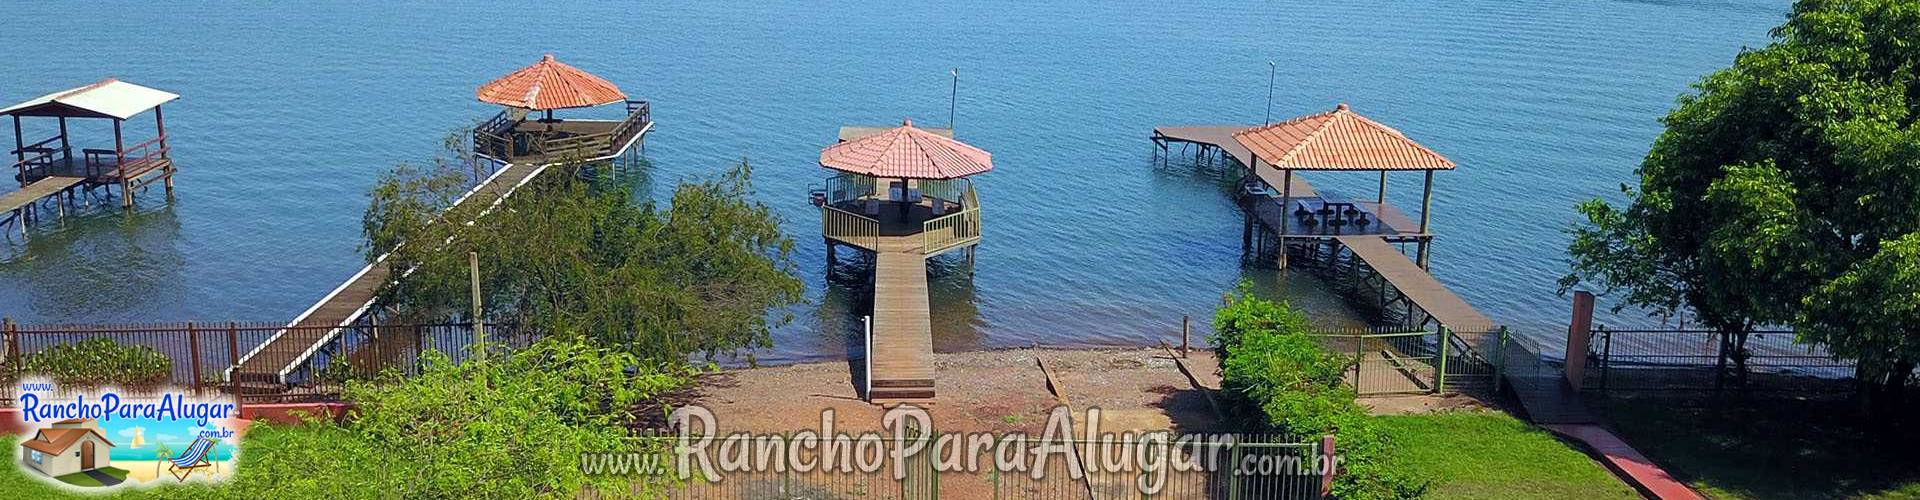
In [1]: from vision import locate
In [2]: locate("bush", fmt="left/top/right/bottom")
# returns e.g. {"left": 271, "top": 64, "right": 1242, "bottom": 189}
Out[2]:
{"left": 1213, "top": 284, "right": 1428, "bottom": 499}
{"left": 18, "top": 338, "right": 172, "bottom": 388}
{"left": 216, "top": 338, "right": 689, "bottom": 498}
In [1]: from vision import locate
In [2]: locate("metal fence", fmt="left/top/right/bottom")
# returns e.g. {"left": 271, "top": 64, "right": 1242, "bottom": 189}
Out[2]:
{"left": 1310, "top": 326, "right": 1505, "bottom": 396}
{"left": 641, "top": 433, "right": 1330, "bottom": 499}
{"left": 0, "top": 320, "right": 527, "bottom": 406}
{"left": 1584, "top": 327, "right": 1857, "bottom": 395}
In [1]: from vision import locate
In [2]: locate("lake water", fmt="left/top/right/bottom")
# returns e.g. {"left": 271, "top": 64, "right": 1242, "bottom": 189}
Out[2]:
{"left": 0, "top": 1, "right": 1788, "bottom": 363}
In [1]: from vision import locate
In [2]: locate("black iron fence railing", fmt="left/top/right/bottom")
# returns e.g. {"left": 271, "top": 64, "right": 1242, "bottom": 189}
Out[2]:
{"left": 0, "top": 320, "right": 527, "bottom": 406}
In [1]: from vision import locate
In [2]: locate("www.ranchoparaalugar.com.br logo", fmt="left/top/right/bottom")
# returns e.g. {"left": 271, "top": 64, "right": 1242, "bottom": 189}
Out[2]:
{"left": 13, "top": 380, "right": 243, "bottom": 490}
{"left": 582, "top": 405, "right": 1337, "bottom": 496}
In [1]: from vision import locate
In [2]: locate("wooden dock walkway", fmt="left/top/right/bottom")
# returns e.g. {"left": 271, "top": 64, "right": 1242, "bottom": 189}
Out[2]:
{"left": 1, "top": 176, "right": 84, "bottom": 240}
{"left": 229, "top": 159, "right": 558, "bottom": 384}
{"left": 1335, "top": 235, "right": 1492, "bottom": 332}
{"left": 867, "top": 235, "right": 937, "bottom": 401}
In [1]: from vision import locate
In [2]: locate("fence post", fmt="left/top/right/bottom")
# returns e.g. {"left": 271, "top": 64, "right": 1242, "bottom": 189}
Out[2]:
{"left": 470, "top": 251, "right": 485, "bottom": 361}
{"left": 1319, "top": 434, "right": 1337, "bottom": 498}
{"left": 4, "top": 317, "right": 17, "bottom": 371}
{"left": 1228, "top": 439, "right": 1242, "bottom": 500}
{"left": 226, "top": 322, "right": 241, "bottom": 414}
{"left": 187, "top": 322, "right": 203, "bottom": 396}
{"left": 1494, "top": 326, "right": 1508, "bottom": 393}
{"left": 1435, "top": 327, "right": 1451, "bottom": 394}
{"left": 1600, "top": 326, "right": 1613, "bottom": 395}
{"left": 1353, "top": 336, "right": 1365, "bottom": 393}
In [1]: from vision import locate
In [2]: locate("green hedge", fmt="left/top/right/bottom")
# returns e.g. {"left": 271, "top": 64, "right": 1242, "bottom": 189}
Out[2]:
{"left": 1213, "top": 283, "right": 1428, "bottom": 499}
{"left": 18, "top": 338, "right": 172, "bottom": 388}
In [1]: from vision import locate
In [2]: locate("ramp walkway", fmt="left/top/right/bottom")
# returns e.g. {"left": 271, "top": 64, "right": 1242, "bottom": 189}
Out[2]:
{"left": 867, "top": 235, "right": 936, "bottom": 401}
{"left": 1335, "top": 235, "right": 1491, "bottom": 332}
{"left": 230, "top": 160, "right": 551, "bottom": 384}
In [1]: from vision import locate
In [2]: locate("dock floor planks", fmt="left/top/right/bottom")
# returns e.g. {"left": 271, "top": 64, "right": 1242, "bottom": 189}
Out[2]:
{"left": 1, "top": 176, "right": 84, "bottom": 215}
{"left": 867, "top": 235, "right": 936, "bottom": 400}
{"left": 1335, "top": 235, "right": 1492, "bottom": 332}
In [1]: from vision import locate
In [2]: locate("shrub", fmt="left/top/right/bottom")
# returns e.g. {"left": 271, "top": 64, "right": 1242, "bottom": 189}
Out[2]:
{"left": 18, "top": 338, "right": 172, "bottom": 389}
{"left": 1213, "top": 283, "right": 1428, "bottom": 498}
{"left": 214, "top": 337, "right": 689, "bottom": 498}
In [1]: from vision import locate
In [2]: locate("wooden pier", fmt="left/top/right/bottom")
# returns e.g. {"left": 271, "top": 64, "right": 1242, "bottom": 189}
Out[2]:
{"left": 1334, "top": 235, "right": 1492, "bottom": 332}
{"left": 231, "top": 55, "right": 651, "bottom": 386}
{"left": 868, "top": 237, "right": 937, "bottom": 401}
{"left": 816, "top": 120, "right": 991, "bottom": 404}
{"left": 0, "top": 176, "right": 83, "bottom": 241}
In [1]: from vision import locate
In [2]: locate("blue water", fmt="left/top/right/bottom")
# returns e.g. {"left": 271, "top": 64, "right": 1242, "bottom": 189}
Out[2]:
{"left": 0, "top": 1, "right": 1788, "bottom": 362}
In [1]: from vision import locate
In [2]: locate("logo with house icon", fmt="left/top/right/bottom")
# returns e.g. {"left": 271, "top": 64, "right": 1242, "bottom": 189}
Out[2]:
{"left": 18, "top": 418, "right": 122, "bottom": 486}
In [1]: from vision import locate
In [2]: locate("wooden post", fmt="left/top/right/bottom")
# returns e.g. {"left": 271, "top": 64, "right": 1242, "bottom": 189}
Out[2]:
{"left": 1417, "top": 169, "right": 1434, "bottom": 268}
{"left": 155, "top": 105, "right": 173, "bottom": 196}
{"left": 114, "top": 119, "right": 130, "bottom": 208}
{"left": 225, "top": 322, "right": 239, "bottom": 386}
{"left": 1241, "top": 212, "right": 1253, "bottom": 253}
{"left": 4, "top": 317, "right": 18, "bottom": 370}
{"left": 10, "top": 115, "right": 23, "bottom": 170}
{"left": 1377, "top": 170, "right": 1388, "bottom": 204}
{"left": 1318, "top": 434, "right": 1338, "bottom": 497}
{"left": 1278, "top": 167, "right": 1293, "bottom": 269}
{"left": 57, "top": 117, "right": 70, "bottom": 163}
{"left": 1435, "top": 327, "right": 1451, "bottom": 394}
{"left": 470, "top": 251, "right": 485, "bottom": 361}
{"left": 1180, "top": 315, "right": 1190, "bottom": 358}
{"left": 187, "top": 322, "right": 203, "bottom": 396}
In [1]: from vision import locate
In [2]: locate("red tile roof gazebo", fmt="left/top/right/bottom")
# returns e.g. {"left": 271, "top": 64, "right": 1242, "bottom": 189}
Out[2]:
{"left": 475, "top": 54, "right": 627, "bottom": 111}
{"left": 819, "top": 119, "right": 993, "bottom": 180}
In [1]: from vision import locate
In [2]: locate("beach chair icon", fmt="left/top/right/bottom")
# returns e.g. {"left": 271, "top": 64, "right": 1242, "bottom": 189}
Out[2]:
{"left": 167, "top": 437, "right": 218, "bottom": 481}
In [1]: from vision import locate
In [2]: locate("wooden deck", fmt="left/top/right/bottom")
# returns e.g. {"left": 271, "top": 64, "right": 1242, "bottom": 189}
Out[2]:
{"left": 0, "top": 176, "right": 85, "bottom": 240}
{"left": 229, "top": 131, "right": 637, "bottom": 383}
{"left": 1335, "top": 235, "right": 1492, "bottom": 332}
{"left": 868, "top": 235, "right": 936, "bottom": 401}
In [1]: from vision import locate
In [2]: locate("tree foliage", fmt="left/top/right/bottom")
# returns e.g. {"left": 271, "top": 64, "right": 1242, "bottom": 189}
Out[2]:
{"left": 1212, "top": 284, "right": 1428, "bottom": 498}
{"left": 1565, "top": 0, "right": 1920, "bottom": 408}
{"left": 363, "top": 135, "right": 804, "bottom": 365}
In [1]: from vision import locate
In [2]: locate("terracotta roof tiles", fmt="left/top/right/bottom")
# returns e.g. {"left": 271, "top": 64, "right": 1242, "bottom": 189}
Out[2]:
{"left": 819, "top": 119, "right": 993, "bottom": 179}
{"left": 475, "top": 54, "right": 626, "bottom": 111}
{"left": 1233, "top": 104, "right": 1455, "bottom": 171}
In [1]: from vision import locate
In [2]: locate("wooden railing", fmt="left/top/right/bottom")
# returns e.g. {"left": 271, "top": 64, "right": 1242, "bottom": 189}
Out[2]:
{"left": 823, "top": 204, "right": 880, "bottom": 250}
{"left": 921, "top": 181, "right": 981, "bottom": 255}
{"left": 825, "top": 173, "right": 876, "bottom": 205}
{"left": 472, "top": 101, "right": 651, "bottom": 163}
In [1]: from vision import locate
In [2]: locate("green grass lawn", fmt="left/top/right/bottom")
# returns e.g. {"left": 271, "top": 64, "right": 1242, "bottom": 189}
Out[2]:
{"left": 1376, "top": 411, "right": 1640, "bottom": 499}
{"left": 53, "top": 466, "right": 130, "bottom": 487}
{"left": 1596, "top": 395, "right": 1920, "bottom": 500}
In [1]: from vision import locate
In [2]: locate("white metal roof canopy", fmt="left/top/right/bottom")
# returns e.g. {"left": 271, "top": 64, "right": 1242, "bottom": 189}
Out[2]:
{"left": 0, "top": 79, "right": 179, "bottom": 120}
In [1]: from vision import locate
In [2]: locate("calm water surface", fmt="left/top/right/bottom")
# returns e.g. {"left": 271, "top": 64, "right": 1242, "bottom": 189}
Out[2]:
{"left": 0, "top": 1, "right": 1787, "bottom": 362}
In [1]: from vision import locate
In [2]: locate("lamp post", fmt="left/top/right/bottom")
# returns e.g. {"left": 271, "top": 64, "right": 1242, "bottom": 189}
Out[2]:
{"left": 1265, "top": 61, "right": 1277, "bottom": 125}
{"left": 948, "top": 68, "right": 959, "bottom": 130}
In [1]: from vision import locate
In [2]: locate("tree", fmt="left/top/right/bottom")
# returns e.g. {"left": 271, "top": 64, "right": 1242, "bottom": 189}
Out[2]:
{"left": 363, "top": 134, "right": 804, "bottom": 365}
{"left": 1565, "top": 0, "right": 1920, "bottom": 414}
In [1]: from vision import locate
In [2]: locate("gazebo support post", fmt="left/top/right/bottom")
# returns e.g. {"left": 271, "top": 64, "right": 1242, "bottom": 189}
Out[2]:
{"left": 1377, "top": 170, "right": 1388, "bottom": 204}
{"left": 10, "top": 115, "right": 23, "bottom": 176}
{"left": 1278, "top": 167, "right": 1293, "bottom": 270}
{"left": 1241, "top": 212, "right": 1254, "bottom": 253}
{"left": 1417, "top": 169, "right": 1435, "bottom": 269}
{"left": 57, "top": 117, "right": 70, "bottom": 165}
{"left": 113, "top": 119, "right": 130, "bottom": 208}
{"left": 156, "top": 105, "right": 173, "bottom": 196}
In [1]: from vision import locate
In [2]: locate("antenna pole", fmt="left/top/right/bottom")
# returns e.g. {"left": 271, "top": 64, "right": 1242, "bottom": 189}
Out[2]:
{"left": 1265, "top": 61, "right": 1277, "bottom": 125}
